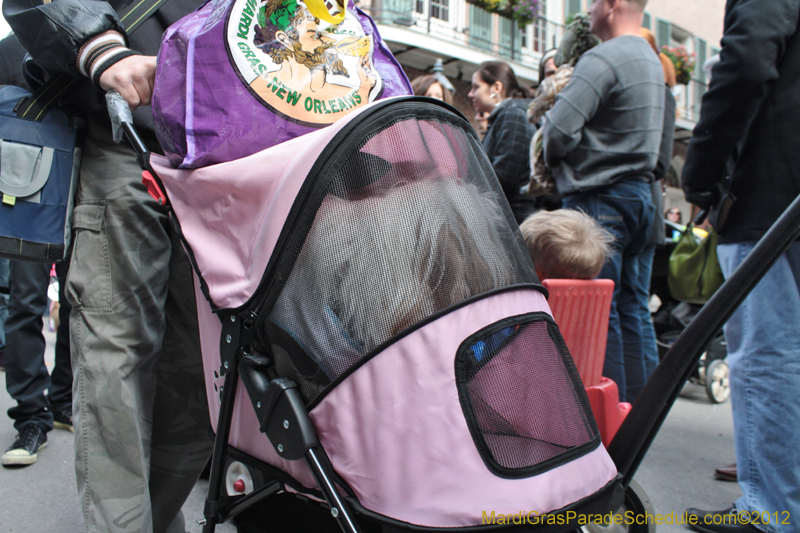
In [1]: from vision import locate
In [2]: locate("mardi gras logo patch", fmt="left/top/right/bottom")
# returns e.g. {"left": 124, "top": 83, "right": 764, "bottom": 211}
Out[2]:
{"left": 226, "top": 0, "right": 382, "bottom": 126}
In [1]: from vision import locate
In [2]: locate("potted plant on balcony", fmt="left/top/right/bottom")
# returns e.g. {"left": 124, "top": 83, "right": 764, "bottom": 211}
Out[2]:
{"left": 465, "top": 0, "right": 509, "bottom": 15}
{"left": 510, "top": 0, "right": 540, "bottom": 26}
{"left": 465, "top": 0, "right": 539, "bottom": 25}
{"left": 662, "top": 45, "right": 696, "bottom": 85}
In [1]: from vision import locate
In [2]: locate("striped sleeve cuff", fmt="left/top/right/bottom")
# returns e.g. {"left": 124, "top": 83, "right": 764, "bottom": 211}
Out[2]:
{"left": 76, "top": 30, "right": 139, "bottom": 88}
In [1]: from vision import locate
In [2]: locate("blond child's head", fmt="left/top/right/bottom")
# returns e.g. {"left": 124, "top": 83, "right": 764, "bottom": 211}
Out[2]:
{"left": 520, "top": 209, "right": 614, "bottom": 280}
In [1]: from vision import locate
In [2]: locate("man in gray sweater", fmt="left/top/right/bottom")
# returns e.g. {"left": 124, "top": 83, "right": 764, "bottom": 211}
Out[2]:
{"left": 542, "top": 0, "right": 664, "bottom": 403}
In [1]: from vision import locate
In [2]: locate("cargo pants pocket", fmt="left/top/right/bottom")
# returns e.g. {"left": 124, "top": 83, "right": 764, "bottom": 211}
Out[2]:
{"left": 66, "top": 202, "right": 112, "bottom": 312}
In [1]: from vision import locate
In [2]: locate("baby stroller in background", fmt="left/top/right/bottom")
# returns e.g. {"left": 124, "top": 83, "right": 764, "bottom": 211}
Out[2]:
{"left": 655, "top": 303, "right": 729, "bottom": 404}
{"left": 651, "top": 221, "right": 729, "bottom": 404}
{"left": 110, "top": 91, "right": 800, "bottom": 532}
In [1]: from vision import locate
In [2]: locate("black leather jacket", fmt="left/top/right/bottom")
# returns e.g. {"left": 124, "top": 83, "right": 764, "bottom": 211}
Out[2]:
{"left": 3, "top": 0, "right": 203, "bottom": 133}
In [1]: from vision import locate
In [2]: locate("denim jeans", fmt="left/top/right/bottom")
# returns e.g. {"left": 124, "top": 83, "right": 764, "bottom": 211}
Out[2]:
{"left": 638, "top": 245, "right": 659, "bottom": 378}
{"left": 563, "top": 180, "right": 654, "bottom": 403}
{"left": 717, "top": 241, "right": 800, "bottom": 533}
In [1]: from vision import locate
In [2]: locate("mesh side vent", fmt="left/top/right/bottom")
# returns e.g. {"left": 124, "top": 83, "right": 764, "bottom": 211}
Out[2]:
{"left": 456, "top": 314, "right": 599, "bottom": 478}
{"left": 263, "top": 113, "right": 538, "bottom": 404}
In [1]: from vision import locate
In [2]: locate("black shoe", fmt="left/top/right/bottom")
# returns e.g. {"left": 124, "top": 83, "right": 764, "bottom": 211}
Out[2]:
{"left": 53, "top": 408, "right": 73, "bottom": 433}
{"left": 2, "top": 426, "right": 48, "bottom": 467}
{"left": 686, "top": 507, "right": 765, "bottom": 533}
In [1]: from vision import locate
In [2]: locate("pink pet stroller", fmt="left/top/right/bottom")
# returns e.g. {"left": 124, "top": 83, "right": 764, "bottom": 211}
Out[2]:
{"left": 142, "top": 95, "right": 623, "bottom": 531}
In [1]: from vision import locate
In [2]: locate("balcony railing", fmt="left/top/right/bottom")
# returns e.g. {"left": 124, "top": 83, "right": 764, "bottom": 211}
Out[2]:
{"left": 357, "top": 0, "right": 566, "bottom": 73}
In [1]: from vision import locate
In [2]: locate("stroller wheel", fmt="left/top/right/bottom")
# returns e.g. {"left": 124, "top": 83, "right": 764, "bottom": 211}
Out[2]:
{"left": 705, "top": 359, "right": 730, "bottom": 404}
{"left": 225, "top": 460, "right": 255, "bottom": 496}
{"left": 582, "top": 479, "right": 655, "bottom": 533}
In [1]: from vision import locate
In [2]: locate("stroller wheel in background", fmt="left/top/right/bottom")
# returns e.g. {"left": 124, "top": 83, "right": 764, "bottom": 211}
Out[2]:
{"left": 705, "top": 358, "right": 730, "bottom": 404}
{"left": 582, "top": 480, "right": 655, "bottom": 533}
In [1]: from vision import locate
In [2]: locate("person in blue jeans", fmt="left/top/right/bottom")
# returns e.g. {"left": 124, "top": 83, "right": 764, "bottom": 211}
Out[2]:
{"left": 681, "top": 1, "right": 800, "bottom": 531}
{"left": 560, "top": 184, "right": 655, "bottom": 402}
{"left": 542, "top": 0, "right": 664, "bottom": 403}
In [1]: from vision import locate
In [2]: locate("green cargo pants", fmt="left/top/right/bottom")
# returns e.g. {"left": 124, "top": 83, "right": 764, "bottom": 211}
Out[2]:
{"left": 67, "top": 119, "right": 213, "bottom": 533}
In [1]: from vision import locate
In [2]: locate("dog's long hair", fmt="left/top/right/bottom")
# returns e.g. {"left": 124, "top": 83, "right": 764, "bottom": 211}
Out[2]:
{"left": 302, "top": 179, "right": 516, "bottom": 353}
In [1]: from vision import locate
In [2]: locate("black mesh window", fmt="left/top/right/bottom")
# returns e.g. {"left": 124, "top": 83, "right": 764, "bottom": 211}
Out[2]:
{"left": 259, "top": 108, "right": 540, "bottom": 404}
{"left": 456, "top": 313, "right": 599, "bottom": 478}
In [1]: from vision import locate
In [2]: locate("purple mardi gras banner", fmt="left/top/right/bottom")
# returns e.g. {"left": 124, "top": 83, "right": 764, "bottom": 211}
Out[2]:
{"left": 153, "top": 0, "right": 412, "bottom": 169}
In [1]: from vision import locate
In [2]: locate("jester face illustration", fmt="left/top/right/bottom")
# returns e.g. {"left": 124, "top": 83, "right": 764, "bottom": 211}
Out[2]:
{"left": 227, "top": 0, "right": 382, "bottom": 125}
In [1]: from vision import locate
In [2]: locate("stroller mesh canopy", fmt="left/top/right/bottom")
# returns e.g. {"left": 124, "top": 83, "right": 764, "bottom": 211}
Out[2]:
{"left": 262, "top": 112, "right": 538, "bottom": 403}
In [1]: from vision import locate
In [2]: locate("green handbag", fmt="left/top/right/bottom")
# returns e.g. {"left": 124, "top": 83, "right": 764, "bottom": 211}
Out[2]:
{"left": 667, "top": 224, "right": 725, "bottom": 304}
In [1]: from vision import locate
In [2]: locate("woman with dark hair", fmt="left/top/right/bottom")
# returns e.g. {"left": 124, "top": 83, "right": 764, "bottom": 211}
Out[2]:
{"left": 411, "top": 74, "right": 453, "bottom": 105}
{"left": 468, "top": 61, "right": 536, "bottom": 224}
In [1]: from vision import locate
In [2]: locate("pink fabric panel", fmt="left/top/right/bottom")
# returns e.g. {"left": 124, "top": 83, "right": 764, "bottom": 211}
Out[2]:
{"left": 194, "top": 275, "right": 318, "bottom": 488}
{"left": 310, "top": 288, "right": 618, "bottom": 527}
{"left": 195, "top": 274, "right": 222, "bottom": 429}
{"left": 151, "top": 100, "right": 383, "bottom": 310}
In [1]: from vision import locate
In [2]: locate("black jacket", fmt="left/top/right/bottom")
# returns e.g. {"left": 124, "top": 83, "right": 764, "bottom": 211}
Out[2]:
{"left": 2, "top": 0, "right": 204, "bottom": 134}
{"left": 483, "top": 98, "right": 537, "bottom": 223}
{"left": 0, "top": 34, "right": 29, "bottom": 90}
{"left": 681, "top": 0, "right": 800, "bottom": 244}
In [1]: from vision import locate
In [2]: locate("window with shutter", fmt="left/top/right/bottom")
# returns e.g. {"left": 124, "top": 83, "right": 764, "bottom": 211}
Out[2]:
{"left": 499, "top": 17, "right": 521, "bottom": 59}
{"left": 383, "top": 0, "right": 414, "bottom": 24}
{"left": 431, "top": 0, "right": 449, "bottom": 21}
{"left": 656, "top": 19, "right": 671, "bottom": 50}
{"left": 469, "top": 5, "right": 493, "bottom": 52}
{"left": 533, "top": 0, "right": 548, "bottom": 53}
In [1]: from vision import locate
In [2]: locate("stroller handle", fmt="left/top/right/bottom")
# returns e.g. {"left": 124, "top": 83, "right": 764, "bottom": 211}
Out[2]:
{"left": 105, "top": 89, "right": 151, "bottom": 171}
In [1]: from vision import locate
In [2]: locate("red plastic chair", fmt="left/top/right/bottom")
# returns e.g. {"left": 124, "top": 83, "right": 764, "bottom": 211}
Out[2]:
{"left": 543, "top": 279, "right": 631, "bottom": 446}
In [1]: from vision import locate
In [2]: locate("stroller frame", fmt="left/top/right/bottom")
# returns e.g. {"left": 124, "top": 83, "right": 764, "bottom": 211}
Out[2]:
{"left": 108, "top": 92, "right": 800, "bottom": 533}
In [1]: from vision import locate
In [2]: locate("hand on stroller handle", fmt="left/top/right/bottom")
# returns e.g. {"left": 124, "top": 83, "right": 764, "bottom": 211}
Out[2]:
{"left": 105, "top": 89, "right": 134, "bottom": 144}
{"left": 105, "top": 89, "right": 168, "bottom": 205}
{"left": 105, "top": 89, "right": 150, "bottom": 169}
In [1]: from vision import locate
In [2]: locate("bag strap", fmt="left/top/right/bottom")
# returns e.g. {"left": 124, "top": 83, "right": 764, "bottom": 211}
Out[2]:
{"left": 15, "top": 0, "right": 172, "bottom": 122}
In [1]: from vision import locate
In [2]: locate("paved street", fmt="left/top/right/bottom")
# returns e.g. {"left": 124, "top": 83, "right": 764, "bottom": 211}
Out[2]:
{"left": 0, "top": 318, "right": 741, "bottom": 532}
